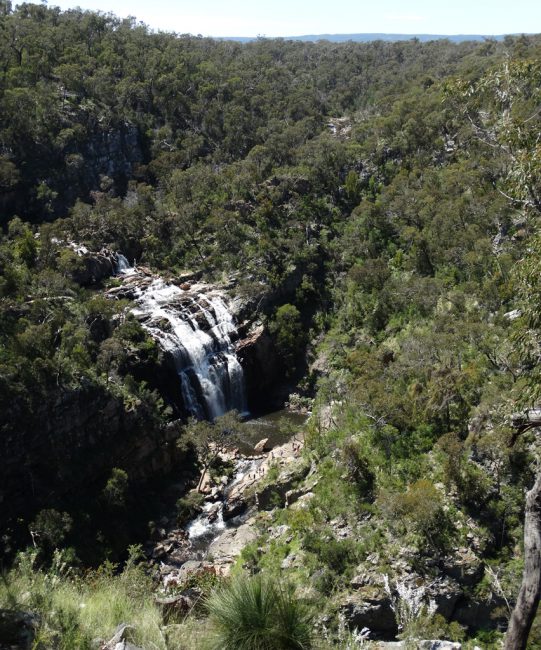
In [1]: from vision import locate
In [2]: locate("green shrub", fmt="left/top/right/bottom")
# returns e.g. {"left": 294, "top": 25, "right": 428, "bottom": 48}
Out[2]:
{"left": 205, "top": 574, "right": 313, "bottom": 649}
{"left": 378, "top": 479, "right": 455, "bottom": 552}
{"left": 177, "top": 490, "right": 205, "bottom": 524}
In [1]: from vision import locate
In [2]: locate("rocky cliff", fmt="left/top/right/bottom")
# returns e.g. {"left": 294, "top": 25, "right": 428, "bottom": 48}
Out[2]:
{"left": 0, "top": 255, "right": 284, "bottom": 554}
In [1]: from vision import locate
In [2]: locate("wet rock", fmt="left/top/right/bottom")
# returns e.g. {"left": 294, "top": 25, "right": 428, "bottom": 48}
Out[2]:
{"left": 207, "top": 503, "right": 221, "bottom": 523}
{"left": 222, "top": 498, "right": 247, "bottom": 521}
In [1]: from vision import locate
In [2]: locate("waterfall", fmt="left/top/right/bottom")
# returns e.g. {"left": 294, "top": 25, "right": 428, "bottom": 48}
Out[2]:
{"left": 128, "top": 276, "right": 247, "bottom": 420}
{"left": 115, "top": 253, "right": 136, "bottom": 276}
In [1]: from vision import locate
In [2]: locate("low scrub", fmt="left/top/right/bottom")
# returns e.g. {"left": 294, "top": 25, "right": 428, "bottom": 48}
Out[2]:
{"left": 205, "top": 573, "right": 313, "bottom": 649}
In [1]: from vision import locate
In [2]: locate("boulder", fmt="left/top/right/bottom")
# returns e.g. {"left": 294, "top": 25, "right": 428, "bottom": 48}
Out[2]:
{"left": 102, "top": 623, "right": 142, "bottom": 650}
{"left": 207, "top": 503, "right": 222, "bottom": 523}
{"left": 68, "top": 247, "right": 117, "bottom": 286}
{"left": 254, "top": 438, "right": 270, "bottom": 453}
{"left": 222, "top": 498, "right": 247, "bottom": 521}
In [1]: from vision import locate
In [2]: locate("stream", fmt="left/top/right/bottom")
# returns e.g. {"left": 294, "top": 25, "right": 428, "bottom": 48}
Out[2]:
{"left": 151, "top": 409, "right": 309, "bottom": 576}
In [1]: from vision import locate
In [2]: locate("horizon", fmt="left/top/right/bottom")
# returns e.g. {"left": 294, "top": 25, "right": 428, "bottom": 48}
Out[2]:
{"left": 15, "top": 0, "right": 541, "bottom": 38}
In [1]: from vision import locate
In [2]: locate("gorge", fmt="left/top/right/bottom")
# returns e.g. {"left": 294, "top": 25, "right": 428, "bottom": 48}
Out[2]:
{"left": 1, "top": 7, "right": 541, "bottom": 646}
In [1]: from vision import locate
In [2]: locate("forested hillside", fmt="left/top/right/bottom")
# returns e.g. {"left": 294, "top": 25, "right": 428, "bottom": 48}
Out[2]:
{"left": 1, "top": 3, "right": 541, "bottom": 647}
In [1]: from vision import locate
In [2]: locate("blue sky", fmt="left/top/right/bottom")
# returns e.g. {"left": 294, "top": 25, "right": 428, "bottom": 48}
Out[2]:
{"left": 36, "top": 0, "right": 541, "bottom": 37}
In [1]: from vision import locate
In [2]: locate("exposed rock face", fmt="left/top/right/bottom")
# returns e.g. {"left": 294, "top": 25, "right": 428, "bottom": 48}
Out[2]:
{"left": 236, "top": 323, "right": 281, "bottom": 410}
{"left": 83, "top": 125, "right": 143, "bottom": 183}
{"left": 340, "top": 591, "right": 397, "bottom": 640}
{"left": 255, "top": 459, "right": 310, "bottom": 510}
{"left": 60, "top": 124, "right": 144, "bottom": 214}
{"left": 3, "top": 124, "right": 144, "bottom": 222}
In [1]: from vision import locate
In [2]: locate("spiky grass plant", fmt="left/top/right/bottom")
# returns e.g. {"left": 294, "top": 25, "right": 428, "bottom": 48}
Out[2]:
{"left": 205, "top": 574, "right": 313, "bottom": 650}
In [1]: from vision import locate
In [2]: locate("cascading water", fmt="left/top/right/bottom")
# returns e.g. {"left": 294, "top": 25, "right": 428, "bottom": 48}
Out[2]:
{"left": 115, "top": 257, "right": 247, "bottom": 420}
{"left": 115, "top": 253, "right": 136, "bottom": 276}
{"left": 185, "top": 457, "right": 259, "bottom": 556}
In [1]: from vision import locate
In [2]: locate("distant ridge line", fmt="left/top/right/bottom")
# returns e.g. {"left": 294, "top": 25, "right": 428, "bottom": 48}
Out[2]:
{"left": 218, "top": 33, "right": 532, "bottom": 44}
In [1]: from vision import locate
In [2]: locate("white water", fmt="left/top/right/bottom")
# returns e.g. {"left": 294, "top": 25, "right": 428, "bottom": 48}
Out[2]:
{"left": 116, "top": 257, "right": 246, "bottom": 420}
{"left": 187, "top": 500, "right": 226, "bottom": 539}
{"left": 186, "top": 457, "right": 259, "bottom": 551}
{"left": 115, "top": 253, "right": 137, "bottom": 276}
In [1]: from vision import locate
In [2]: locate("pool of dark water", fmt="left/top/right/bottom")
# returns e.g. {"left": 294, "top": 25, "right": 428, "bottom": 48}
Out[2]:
{"left": 236, "top": 408, "right": 309, "bottom": 454}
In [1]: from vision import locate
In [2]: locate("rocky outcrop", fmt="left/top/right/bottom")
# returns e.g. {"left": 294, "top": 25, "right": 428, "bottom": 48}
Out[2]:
{"left": 236, "top": 324, "right": 281, "bottom": 409}
{"left": 82, "top": 125, "right": 143, "bottom": 184}
{"left": 340, "top": 590, "right": 398, "bottom": 640}
{"left": 255, "top": 458, "right": 310, "bottom": 510}
{"left": 148, "top": 436, "right": 306, "bottom": 586}
{"left": 101, "top": 623, "right": 144, "bottom": 650}
{"left": 67, "top": 245, "right": 119, "bottom": 286}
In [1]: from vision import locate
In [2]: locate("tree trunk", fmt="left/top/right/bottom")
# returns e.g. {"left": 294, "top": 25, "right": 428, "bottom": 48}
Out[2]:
{"left": 197, "top": 465, "right": 209, "bottom": 492}
{"left": 504, "top": 469, "right": 541, "bottom": 650}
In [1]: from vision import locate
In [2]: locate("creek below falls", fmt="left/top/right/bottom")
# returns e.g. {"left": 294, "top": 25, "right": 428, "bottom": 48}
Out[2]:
{"left": 148, "top": 408, "right": 308, "bottom": 578}
{"left": 186, "top": 409, "right": 308, "bottom": 556}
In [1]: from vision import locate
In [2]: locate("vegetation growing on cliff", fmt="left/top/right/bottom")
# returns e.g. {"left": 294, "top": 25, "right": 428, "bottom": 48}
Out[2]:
{"left": 2, "top": 2, "right": 541, "bottom": 646}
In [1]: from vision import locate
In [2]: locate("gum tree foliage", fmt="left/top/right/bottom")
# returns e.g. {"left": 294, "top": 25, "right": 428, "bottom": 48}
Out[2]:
{"left": 451, "top": 57, "right": 541, "bottom": 650}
